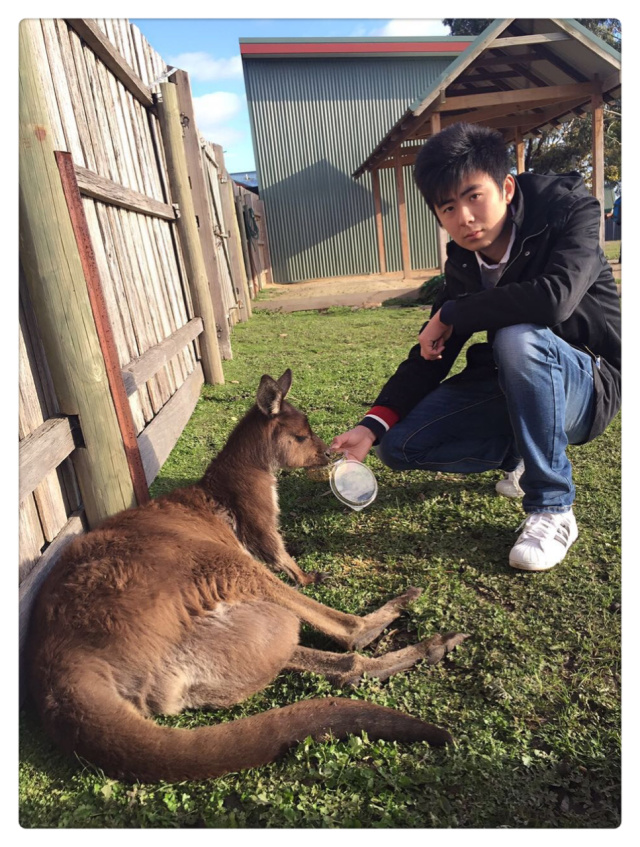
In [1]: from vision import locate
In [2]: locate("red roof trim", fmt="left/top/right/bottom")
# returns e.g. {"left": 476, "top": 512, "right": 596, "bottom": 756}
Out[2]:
{"left": 240, "top": 41, "right": 471, "bottom": 56}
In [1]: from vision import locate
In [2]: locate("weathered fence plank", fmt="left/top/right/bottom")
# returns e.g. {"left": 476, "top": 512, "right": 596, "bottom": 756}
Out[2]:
{"left": 18, "top": 323, "right": 69, "bottom": 542}
{"left": 66, "top": 19, "right": 154, "bottom": 108}
{"left": 19, "top": 511, "right": 86, "bottom": 657}
{"left": 137, "top": 364, "right": 205, "bottom": 485}
{"left": 122, "top": 318, "right": 203, "bottom": 397}
{"left": 19, "top": 417, "right": 77, "bottom": 504}
{"left": 74, "top": 164, "right": 175, "bottom": 219}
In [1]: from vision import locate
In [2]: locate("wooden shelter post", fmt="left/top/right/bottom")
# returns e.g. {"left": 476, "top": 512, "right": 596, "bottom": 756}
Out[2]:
{"left": 430, "top": 113, "right": 448, "bottom": 273}
{"left": 591, "top": 81, "right": 605, "bottom": 246}
{"left": 394, "top": 157, "right": 412, "bottom": 277}
{"left": 157, "top": 80, "right": 225, "bottom": 385}
{"left": 19, "top": 21, "right": 136, "bottom": 526}
{"left": 514, "top": 128, "right": 526, "bottom": 174}
{"left": 371, "top": 168, "right": 386, "bottom": 274}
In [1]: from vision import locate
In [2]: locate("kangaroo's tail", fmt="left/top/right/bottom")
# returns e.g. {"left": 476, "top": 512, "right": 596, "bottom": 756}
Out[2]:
{"left": 38, "top": 669, "right": 452, "bottom": 783}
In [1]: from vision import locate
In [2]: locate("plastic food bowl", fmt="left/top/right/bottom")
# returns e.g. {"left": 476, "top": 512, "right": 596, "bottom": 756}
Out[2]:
{"left": 329, "top": 458, "right": 378, "bottom": 511}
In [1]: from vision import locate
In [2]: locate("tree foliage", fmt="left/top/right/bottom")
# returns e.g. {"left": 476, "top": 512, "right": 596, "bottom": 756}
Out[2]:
{"left": 441, "top": 19, "right": 621, "bottom": 188}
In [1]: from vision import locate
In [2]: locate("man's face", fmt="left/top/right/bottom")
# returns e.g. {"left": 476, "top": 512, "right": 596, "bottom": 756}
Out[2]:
{"left": 434, "top": 171, "right": 516, "bottom": 261}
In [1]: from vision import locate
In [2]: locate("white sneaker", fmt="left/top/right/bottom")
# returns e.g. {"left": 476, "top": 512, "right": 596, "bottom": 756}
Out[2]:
{"left": 509, "top": 508, "right": 578, "bottom": 571}
{"left": 496, "top": 460, "right": 525, "bottom": 499}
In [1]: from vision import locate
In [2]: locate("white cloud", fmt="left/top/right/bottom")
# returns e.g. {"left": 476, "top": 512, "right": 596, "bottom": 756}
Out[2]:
{"left": 167, "top": 51, "right": 243, "bottom": 81}
{"left": 361, "top": 19, "right": 451, "bottom": 37}
{"left": 192, "top": 91, "right": 244, "bottom": 145}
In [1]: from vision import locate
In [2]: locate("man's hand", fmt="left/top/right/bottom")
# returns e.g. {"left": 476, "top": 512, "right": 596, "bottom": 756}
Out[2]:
{"left": 419, "top": 309, "right": 453, "bottom": 360}
{"left": 330, "top": 425, "right": 376, "bottom": 463}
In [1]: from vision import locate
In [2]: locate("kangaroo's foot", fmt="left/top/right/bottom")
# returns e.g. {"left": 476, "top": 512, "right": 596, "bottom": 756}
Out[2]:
{"left": 260, "top": 568, "right": 423, "bottom": 651}
{"left": 286, "top": 632, "right": 469, "bottom": 687}
{"left": 295, "top": 569, "right": 330, "bottom": 587}
{"left": 351, "top": 587, "right": 423, "bottom": 649}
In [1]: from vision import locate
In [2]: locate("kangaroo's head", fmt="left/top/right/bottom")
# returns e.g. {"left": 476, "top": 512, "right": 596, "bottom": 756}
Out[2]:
{"left": 256, "top": 369, "right": 331, "bottom": 470}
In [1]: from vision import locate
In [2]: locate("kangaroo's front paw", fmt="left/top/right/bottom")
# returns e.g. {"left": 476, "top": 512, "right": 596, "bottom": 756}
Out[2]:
{"left": 420, "top": 631, "right": 470, "bottom": 665}
{"left": 309, "top": 570, "right": 330, "bottom": 585}
{"left": 294, "top": 569, "right": 327, "bottom": 588}
{"left": 388, "top": 586, "right": 423, "bottom": 610}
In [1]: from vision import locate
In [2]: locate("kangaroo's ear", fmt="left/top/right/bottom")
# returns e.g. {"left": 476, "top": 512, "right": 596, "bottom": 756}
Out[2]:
{"left": 276, "top": 368, "right": 292, "bottom": 399}
{"left": 256, "top": 374, "right": 283, "bottom": 417}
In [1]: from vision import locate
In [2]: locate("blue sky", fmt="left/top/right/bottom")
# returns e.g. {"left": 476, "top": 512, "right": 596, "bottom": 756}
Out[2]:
{"left": 131, "top": 18, "right": 452, "bottom": 173}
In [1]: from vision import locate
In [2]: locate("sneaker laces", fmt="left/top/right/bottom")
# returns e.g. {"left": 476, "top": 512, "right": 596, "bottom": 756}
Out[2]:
{"left": 515, "top": 512, "right": 560, "bottom": 542}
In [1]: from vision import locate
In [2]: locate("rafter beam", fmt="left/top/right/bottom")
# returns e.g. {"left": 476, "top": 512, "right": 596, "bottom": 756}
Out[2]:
{"left": 480, "top": 98, "right": 588, "bottom": 129}
{"left": 468, "top": 51, "right": 548, "bottom": 69}
{"left": 508, "top": 22, "right": 588, "bottom": 83}
{"left": 433, "top": 81, "right": 599, "bottom": 113}
{"left": 490, "top": 33, "right": 571, "bottom": 48}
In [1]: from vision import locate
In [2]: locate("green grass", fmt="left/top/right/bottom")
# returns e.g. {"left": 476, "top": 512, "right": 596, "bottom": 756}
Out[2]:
{"left": 603, "top": 240, "right": 620, "bottom": 265}
{"left": 19, "top": 306, "right": 621, "bottom": 828}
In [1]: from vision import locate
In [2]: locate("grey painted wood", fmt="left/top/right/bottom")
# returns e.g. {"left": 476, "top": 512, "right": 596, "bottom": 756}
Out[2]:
{"left": 122, "top": 317, "right": 203, "bottom": 396}
{"left": 74, "top": 164, "right": 175, "bottom": 220}
{"left": 19, "top": 417, "right": 77, "bottom": 503}
{"left": 137, "top": 363, "right": 205, "bottom": 485}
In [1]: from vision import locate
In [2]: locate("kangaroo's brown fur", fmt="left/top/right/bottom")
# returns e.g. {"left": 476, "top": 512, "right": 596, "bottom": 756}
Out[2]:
{"left": 27, "top": 369, "right": 467, "bottom": 783}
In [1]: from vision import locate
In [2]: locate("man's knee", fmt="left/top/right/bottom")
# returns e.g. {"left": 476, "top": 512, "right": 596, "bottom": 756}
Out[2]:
{"left": 493, "top": 323, "right": 549, "bottom": 373}
{"left": 374, "top": 430, "right": 408, "bottom": 471}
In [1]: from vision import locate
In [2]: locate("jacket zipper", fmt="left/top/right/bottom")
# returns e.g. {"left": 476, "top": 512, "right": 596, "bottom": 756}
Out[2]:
{"left": 499, "top": 224, "right": 549, "bottom": 281}
{"left": 582, "top": 344, "right": 602, "bottom": 368}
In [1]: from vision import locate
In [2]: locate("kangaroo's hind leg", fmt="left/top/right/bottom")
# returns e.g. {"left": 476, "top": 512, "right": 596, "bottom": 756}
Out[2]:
{"left": 259, "top": 568, "right": 425, "bottom": 650}
{"left": 286, "top": 632, "right": 469, "bottom": 687}
{"left": 149, "top": 601, "right": 300, "bottom": 715}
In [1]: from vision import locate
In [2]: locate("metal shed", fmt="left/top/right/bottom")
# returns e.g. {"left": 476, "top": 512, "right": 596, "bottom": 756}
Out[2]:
{"left": 353, "top": 19, "right": 621, "bottom": 276}
{"left": 241, "top": 37, "right": 472, "bottom": 283}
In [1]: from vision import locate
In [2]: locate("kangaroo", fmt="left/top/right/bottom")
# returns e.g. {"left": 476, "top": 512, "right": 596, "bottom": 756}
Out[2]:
{"left": 26, "top": 369, "right": 467, "bottom": 783}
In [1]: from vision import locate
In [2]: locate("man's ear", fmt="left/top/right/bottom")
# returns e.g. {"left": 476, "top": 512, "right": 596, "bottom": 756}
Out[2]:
{"left": 503, "top": 173, "right": 516, "bottom": 205}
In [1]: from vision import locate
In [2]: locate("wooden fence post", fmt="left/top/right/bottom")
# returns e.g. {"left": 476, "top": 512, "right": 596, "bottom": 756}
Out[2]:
{"left": 171, "top": 69, "right": 233, "bottom": 359}
{"left": 234, "top": 184, "right": 256, "bottom": 298}
{"left": 212, "top": 143, "right": 253, "bottom": 321}
{"left": 55, "top": 151, "right": 150, "bottom": 507}
{"left": 157, "top": 80, "right": 225, "bottom": 385}
{"left": 19, "top": 20, "right": 136, "bottom": 527}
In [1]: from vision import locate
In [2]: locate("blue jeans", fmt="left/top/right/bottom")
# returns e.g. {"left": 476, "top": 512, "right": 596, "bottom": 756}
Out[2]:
{"left": 376, "top": 324, "right": 596, "bottom": 514}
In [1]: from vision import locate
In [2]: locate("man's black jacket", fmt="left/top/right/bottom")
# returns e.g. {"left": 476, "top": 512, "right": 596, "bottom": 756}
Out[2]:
{"left": 370, "top": 172, "right": 621, "bottom": 443}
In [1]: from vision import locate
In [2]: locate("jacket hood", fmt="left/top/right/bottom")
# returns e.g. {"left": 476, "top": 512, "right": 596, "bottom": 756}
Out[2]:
{"left": 511, "top": 171, "right": 588, "bottom": 234}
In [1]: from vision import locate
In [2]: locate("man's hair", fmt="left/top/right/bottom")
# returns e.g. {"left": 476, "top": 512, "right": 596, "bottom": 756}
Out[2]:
{"left": 413, "top": 122, "right": 510, "bottom": 216}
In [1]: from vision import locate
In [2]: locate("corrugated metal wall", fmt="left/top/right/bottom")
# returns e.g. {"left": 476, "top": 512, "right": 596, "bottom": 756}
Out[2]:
{"left": 243, "top": 56, "right": 452, "bottom": 283}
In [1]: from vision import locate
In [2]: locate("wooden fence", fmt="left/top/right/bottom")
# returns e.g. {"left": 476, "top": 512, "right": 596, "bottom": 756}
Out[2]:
{"left": 19, "top": 18, "right": 273, "bottom": 656}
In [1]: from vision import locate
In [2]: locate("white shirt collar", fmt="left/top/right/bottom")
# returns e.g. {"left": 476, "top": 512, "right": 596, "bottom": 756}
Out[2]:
{"left": 475, "top": 223, "right": 516, "bottom": 270}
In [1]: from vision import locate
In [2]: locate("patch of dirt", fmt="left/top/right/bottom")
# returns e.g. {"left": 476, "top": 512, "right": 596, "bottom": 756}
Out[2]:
{"left": 252, "top": 271, "right": 441, "bottom": 313}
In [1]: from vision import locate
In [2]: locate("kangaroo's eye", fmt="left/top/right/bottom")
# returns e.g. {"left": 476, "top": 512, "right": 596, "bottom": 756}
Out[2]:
{"left": 294, "top": 435, "right": 308, "bottom": 443}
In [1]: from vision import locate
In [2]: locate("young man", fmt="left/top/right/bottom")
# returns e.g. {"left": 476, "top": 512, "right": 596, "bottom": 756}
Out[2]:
{"left": 332, "top": 122, "right": 621, "bottom": 572}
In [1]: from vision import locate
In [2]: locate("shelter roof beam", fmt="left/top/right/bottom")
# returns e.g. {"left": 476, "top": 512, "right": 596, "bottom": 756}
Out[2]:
{"left": 507, "top": 23, "right": 588, "bottom": 83}
{"left": 482, "top": 98, "right": 588, "bottom": 131}
{"left": 432, "top": 80, "right": 599, "bottom": 113}
{"left": 490, "top": 33, "right": 571, "bottom": 48}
